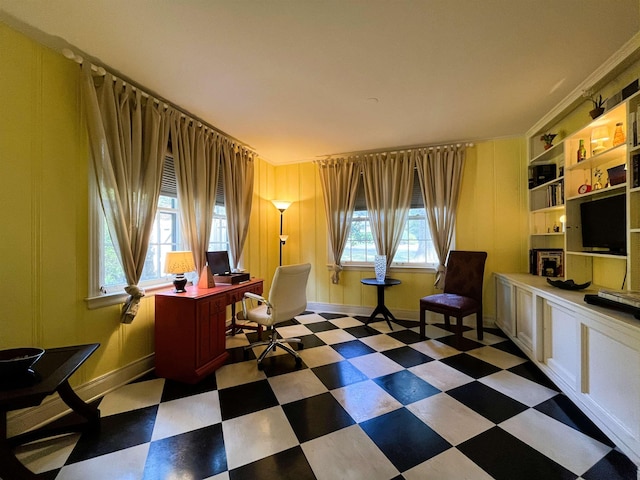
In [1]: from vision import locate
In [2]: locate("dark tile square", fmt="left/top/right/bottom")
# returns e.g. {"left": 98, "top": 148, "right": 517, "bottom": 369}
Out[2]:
{"left": 143, "top": 424, "right": 226, "bottom": 480}
{"left": 229, "top": 446, "right": 316, "bottom": 480}
{"left": 508, "top": 361, "right": 559, "bottom": 391}
{"left": 319, "top": 312, "right": 348, "bottom": 320}
{"left": 387, "top": 329, "right": 422, "bottom": 344}
{"left": 535, "top": 395, "right": 614, "bottom": 446}
{"left": 440, "top": 353, "right": 501, "bottom": 379}
{"left": 298, "top": 333, "right": 326, "bottom": 349}
{"left": 382, "top": 346, "right": 434, "bottom": 368}
{"left": 458, "top": 426, "right": 576, "bottom": 480}
{"left": 257, "top": 353, "right": 307, "bottom": 377}
{"left": 447, "top": 382, "right": 528, "bottom": 423}
{"left": 331, "top": 340, "right": 376, "bottom": 359}
{"left": 275, "top": 318, "right": 299, "bottom": 327}
{"left": 344, "top": 325, "right": 379, "bottom": 338}
{"left": 218, "top": 380, "right": 278, "bottom": 420}
{"left": 491, "top": 339, "right": 527, "bottom": 358}
{"left": 483, "top": 326, "right": 509, "bottom": 339}
{"left": 435, "top": 334, "right": 485, "bottom": 351}
{"left": 432, "top": 322, "right": 473, "bottom": 334}
{"left": 393, "top": 319, "right": 420, "bottom": 329}
{"left": 583, "top": 449, "right": 638, "bottom": 480}
{"left": 361, "top": 408, "right": 451, "bottom": 471}
{"left": 67, "top": 405, "right": 158, "bottom": 463}
{"left": 312, "top": 360, "right": 368, "bottom": 390}
{"left": 374, "top": 370, "right": 440, "bottom": 404}
{"left": 282, "top": 392, "right": 355, "bottom": 442}
{"left": 161, "top": 375, "right": 217, "bottom": 402}
{"left": 305, "top": 321, "right": 339, "bottom": 333}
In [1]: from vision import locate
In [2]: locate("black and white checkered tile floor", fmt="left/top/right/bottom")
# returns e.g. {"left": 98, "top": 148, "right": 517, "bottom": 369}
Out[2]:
{"left": 15, "top": 312, "right": 638, "bottom": 479}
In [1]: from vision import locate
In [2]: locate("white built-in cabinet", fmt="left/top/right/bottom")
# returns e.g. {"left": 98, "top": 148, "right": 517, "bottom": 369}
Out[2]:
{"left": 494, "top": 273, "right": 640, "bottom": 467}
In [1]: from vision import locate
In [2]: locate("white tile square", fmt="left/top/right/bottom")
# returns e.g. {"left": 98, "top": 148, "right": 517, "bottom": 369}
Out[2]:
{"left": 15, "top": 433, "right": 80, "bottom": 474}
{"left": 407, "top": 393, "right": 493, "bottom": 445}
{"left": 268, "top": 369, "right": 328, "bottom": 404}
{"left": 409, "top": 361, "right": 473, "bottom": 391}
{"left": 403, "top": 447, "right": 494, "bottom": 480}
{"left": 330, "top": 316, "right": 364, "bottom": 328}
{"left": 331, "top": 380, "right": 402, "bottom": 422}
{"left": 316, "top": 329, "right": 357, "bottom": 345}
{"left": 151, "top": 391, "right": 221, "bottom": 441}
{"left": 359, "top": 334, "right": 406, "bottom": 352}
{"left": 276, "top": 323, "right": 314, "bottom": 338}
{"left": 297, "top": 345, "right": 345, "bottom": 367}
{"left": 222, "top": 406, "right": 298, "bottom": 470}
{"left": 98, "top": 378, "right": 164, "bottom": 416}
{"left": 295, "top": 313, "right": 328, "bottom": 324}
{"left": 55, "top": 443, "right": 149, "bottom": 480}
{"left": 501, "top": 409, "right": 612, "bottom": 475}
{"left": 463, "top": 329, "right": 508, "bottom": 345}
{"left": 466, "top": 345, "right": 527, "bottom": 369}
{"left": 215, "top": 360, "right": 266, "bottom": 389}
{"left": 302, "top": 425, "right": 399, "bottom": 480}
{"left": 348, "top": 352, "right": 404, "bottom": 379}
{"left": 479, "top": 370, "right": 557, "bottom": 407}
{"left": 410, "top": 339, "right": 459, "bottom": 359}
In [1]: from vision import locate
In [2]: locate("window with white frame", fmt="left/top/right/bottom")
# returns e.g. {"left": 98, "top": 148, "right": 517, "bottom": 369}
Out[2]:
{"left": 340, "top": 171, "right": 439, "bottom": 267}
{"left": 96, "top": 157, "right": 227, "bottom": 295}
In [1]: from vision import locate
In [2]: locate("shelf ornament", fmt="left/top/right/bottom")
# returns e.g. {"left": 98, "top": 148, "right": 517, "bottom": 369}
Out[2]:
{"left": 540, "top": 133, "right": 557, "bottom": 150}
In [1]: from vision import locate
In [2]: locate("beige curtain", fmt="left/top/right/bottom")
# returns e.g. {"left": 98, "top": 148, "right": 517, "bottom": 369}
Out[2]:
{"left": 416, "top": 145, "right": 466, "bottom": 288}
{"left": 222, "top": 140, "right": 255, "bottom": 270}
{"left": 81, "top": 63, "right": 170, "bottom": 323}
{"left": 170, "top": 113, "right": 222, "bottom": 276}
{"left": 362, "top": 151, "right": 416, "bottom": 268}
{"left": 316, "top": 157, "right": 362, "bottom": 283}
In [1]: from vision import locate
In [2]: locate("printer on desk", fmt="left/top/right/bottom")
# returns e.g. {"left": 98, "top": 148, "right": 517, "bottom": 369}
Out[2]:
{"left": 206, "top": 250, "right": 250, "bottom": 284}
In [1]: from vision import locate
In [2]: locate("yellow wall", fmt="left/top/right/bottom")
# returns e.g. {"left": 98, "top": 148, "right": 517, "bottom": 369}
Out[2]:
{"left": 272, "top": 137, "right": 529, "bottom": 319}
{"left": 0, "top": 21, "right": 528, "bottom": 391}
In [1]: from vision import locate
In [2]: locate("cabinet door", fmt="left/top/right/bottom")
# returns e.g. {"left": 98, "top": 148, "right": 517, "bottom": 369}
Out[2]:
{"left": 196, "top": 296, "right": 226, "bottom": 368}
{"left": 515, "top": 287, "right": 534, "bottom": 356}
{"left": 495, "top": 277, "right": 514, "bottom": 337}
{"left": 543, "top": 298, "right": 579, "bottom": 391}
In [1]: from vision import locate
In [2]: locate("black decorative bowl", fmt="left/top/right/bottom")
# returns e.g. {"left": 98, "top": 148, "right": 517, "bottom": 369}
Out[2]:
{"left": 547, "top": 278, "right": 592, "bottom": 291}
{"left": 0, "top": 347, "right": 44, "bottom": 381}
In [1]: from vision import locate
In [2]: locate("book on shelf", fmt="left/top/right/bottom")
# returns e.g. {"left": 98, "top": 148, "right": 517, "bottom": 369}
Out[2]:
{"left": 529, "top": 248, "right": 564, "bottom": 277}
{"left": 597, "top": 290, "right": 640, "bottom": 308}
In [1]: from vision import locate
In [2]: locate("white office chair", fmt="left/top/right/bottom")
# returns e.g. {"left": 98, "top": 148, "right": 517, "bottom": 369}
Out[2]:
{"left": 238, "top": 263, "right": 311, "bottom": 369}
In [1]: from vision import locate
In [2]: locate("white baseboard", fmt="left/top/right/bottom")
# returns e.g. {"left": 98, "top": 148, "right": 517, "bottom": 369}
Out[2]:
{"left": 7, "top": 354, "right": 155, "bottom": 438}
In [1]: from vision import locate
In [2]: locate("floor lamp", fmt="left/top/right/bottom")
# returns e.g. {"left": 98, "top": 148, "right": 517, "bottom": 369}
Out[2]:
{"left": 272, "top": 200, "right": 292, "bottom": 266}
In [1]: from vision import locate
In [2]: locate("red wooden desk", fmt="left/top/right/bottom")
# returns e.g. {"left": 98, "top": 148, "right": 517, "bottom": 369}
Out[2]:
{"left": 0, "top": 343, "right": 100, "bottom": 480}
{"left": 155, "top": 278, "right": 263, "bottom": 383}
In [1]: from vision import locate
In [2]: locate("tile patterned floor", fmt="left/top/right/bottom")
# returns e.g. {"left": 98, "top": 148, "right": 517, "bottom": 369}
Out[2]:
{"left": 14, "top": 312, "right": 639, "bottom": 480}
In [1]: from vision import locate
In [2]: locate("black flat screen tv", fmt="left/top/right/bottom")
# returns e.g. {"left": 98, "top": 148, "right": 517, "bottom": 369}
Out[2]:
{"left": 206, "top": 251, "right": 232, "bottom": 275}
{"left": 580, "top": 194, "right": 626, "bottom": 255}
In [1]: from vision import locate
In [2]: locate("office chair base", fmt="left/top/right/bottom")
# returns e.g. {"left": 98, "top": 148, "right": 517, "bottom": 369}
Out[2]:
{"left": 244, "top": 333, "right": 303, "bottom": 369}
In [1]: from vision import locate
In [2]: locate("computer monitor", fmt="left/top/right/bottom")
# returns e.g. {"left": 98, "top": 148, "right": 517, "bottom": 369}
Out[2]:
{"left": 206, "top": 251, "right": 231, "bottom": 276}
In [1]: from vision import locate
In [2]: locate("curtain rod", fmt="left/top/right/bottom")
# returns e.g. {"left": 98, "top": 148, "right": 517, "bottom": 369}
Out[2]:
{"left": 61, "top": 48, "right": 257, "bottom": 153}
{"left": 318, "top": 141, "right": 474, "bottom": 159}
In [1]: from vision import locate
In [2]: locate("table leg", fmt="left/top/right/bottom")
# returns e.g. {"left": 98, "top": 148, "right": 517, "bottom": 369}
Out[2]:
{"left": 0, "top": 412, "right": 39, "bottom": 480}
{"left": 57, "top": 380, "right": 100, "bottom": 426}
{"left": 364, "top": 286, "right": 395, "bottom": 330}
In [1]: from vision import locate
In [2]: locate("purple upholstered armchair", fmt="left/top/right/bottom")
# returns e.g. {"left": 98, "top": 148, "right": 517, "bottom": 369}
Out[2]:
{"left": 419, "top": 251, "right": 487, "bottom": 341}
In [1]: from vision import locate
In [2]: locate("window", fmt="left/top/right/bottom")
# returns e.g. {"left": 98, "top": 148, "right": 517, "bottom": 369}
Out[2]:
{"left": 94, "top": 157, "right": 227, "bottom": 296}
{"left": 340, "top": 171, "right": 439, "bottom": 267}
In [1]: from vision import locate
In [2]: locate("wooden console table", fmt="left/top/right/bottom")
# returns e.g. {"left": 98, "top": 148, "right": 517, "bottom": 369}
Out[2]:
{"left": 0, "top": 343, "right": 100, "bottom": 480}
{"left": 155, "top": 278, "right": 263, "bottom": 383}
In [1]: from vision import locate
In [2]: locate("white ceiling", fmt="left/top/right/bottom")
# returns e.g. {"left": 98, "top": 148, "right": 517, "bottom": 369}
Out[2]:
{"left": 1, "top": 0, "right": 639, "bottom": 164}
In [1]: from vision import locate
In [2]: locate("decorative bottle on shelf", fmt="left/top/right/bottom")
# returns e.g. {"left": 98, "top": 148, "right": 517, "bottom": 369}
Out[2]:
{"left": 613, "top": 122, "right": 625, "bottom": 146}
{"left": 577, "top": 139, "right": 587, "bottom": 162}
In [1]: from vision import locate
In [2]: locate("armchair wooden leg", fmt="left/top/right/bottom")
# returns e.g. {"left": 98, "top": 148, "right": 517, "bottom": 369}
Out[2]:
{"left": 419, "top": 307, "right": 426, "bottom": 340}
{"left": 476, "top": 310, "right": 483, "bottom": 340}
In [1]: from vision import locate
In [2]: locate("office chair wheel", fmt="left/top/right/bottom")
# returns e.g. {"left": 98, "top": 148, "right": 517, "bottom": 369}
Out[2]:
{"left": 295, "top": 357, "right": 302, "bottom": 367}
{"left": 257, "top": 362, "right": 264, "bottom": 371}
